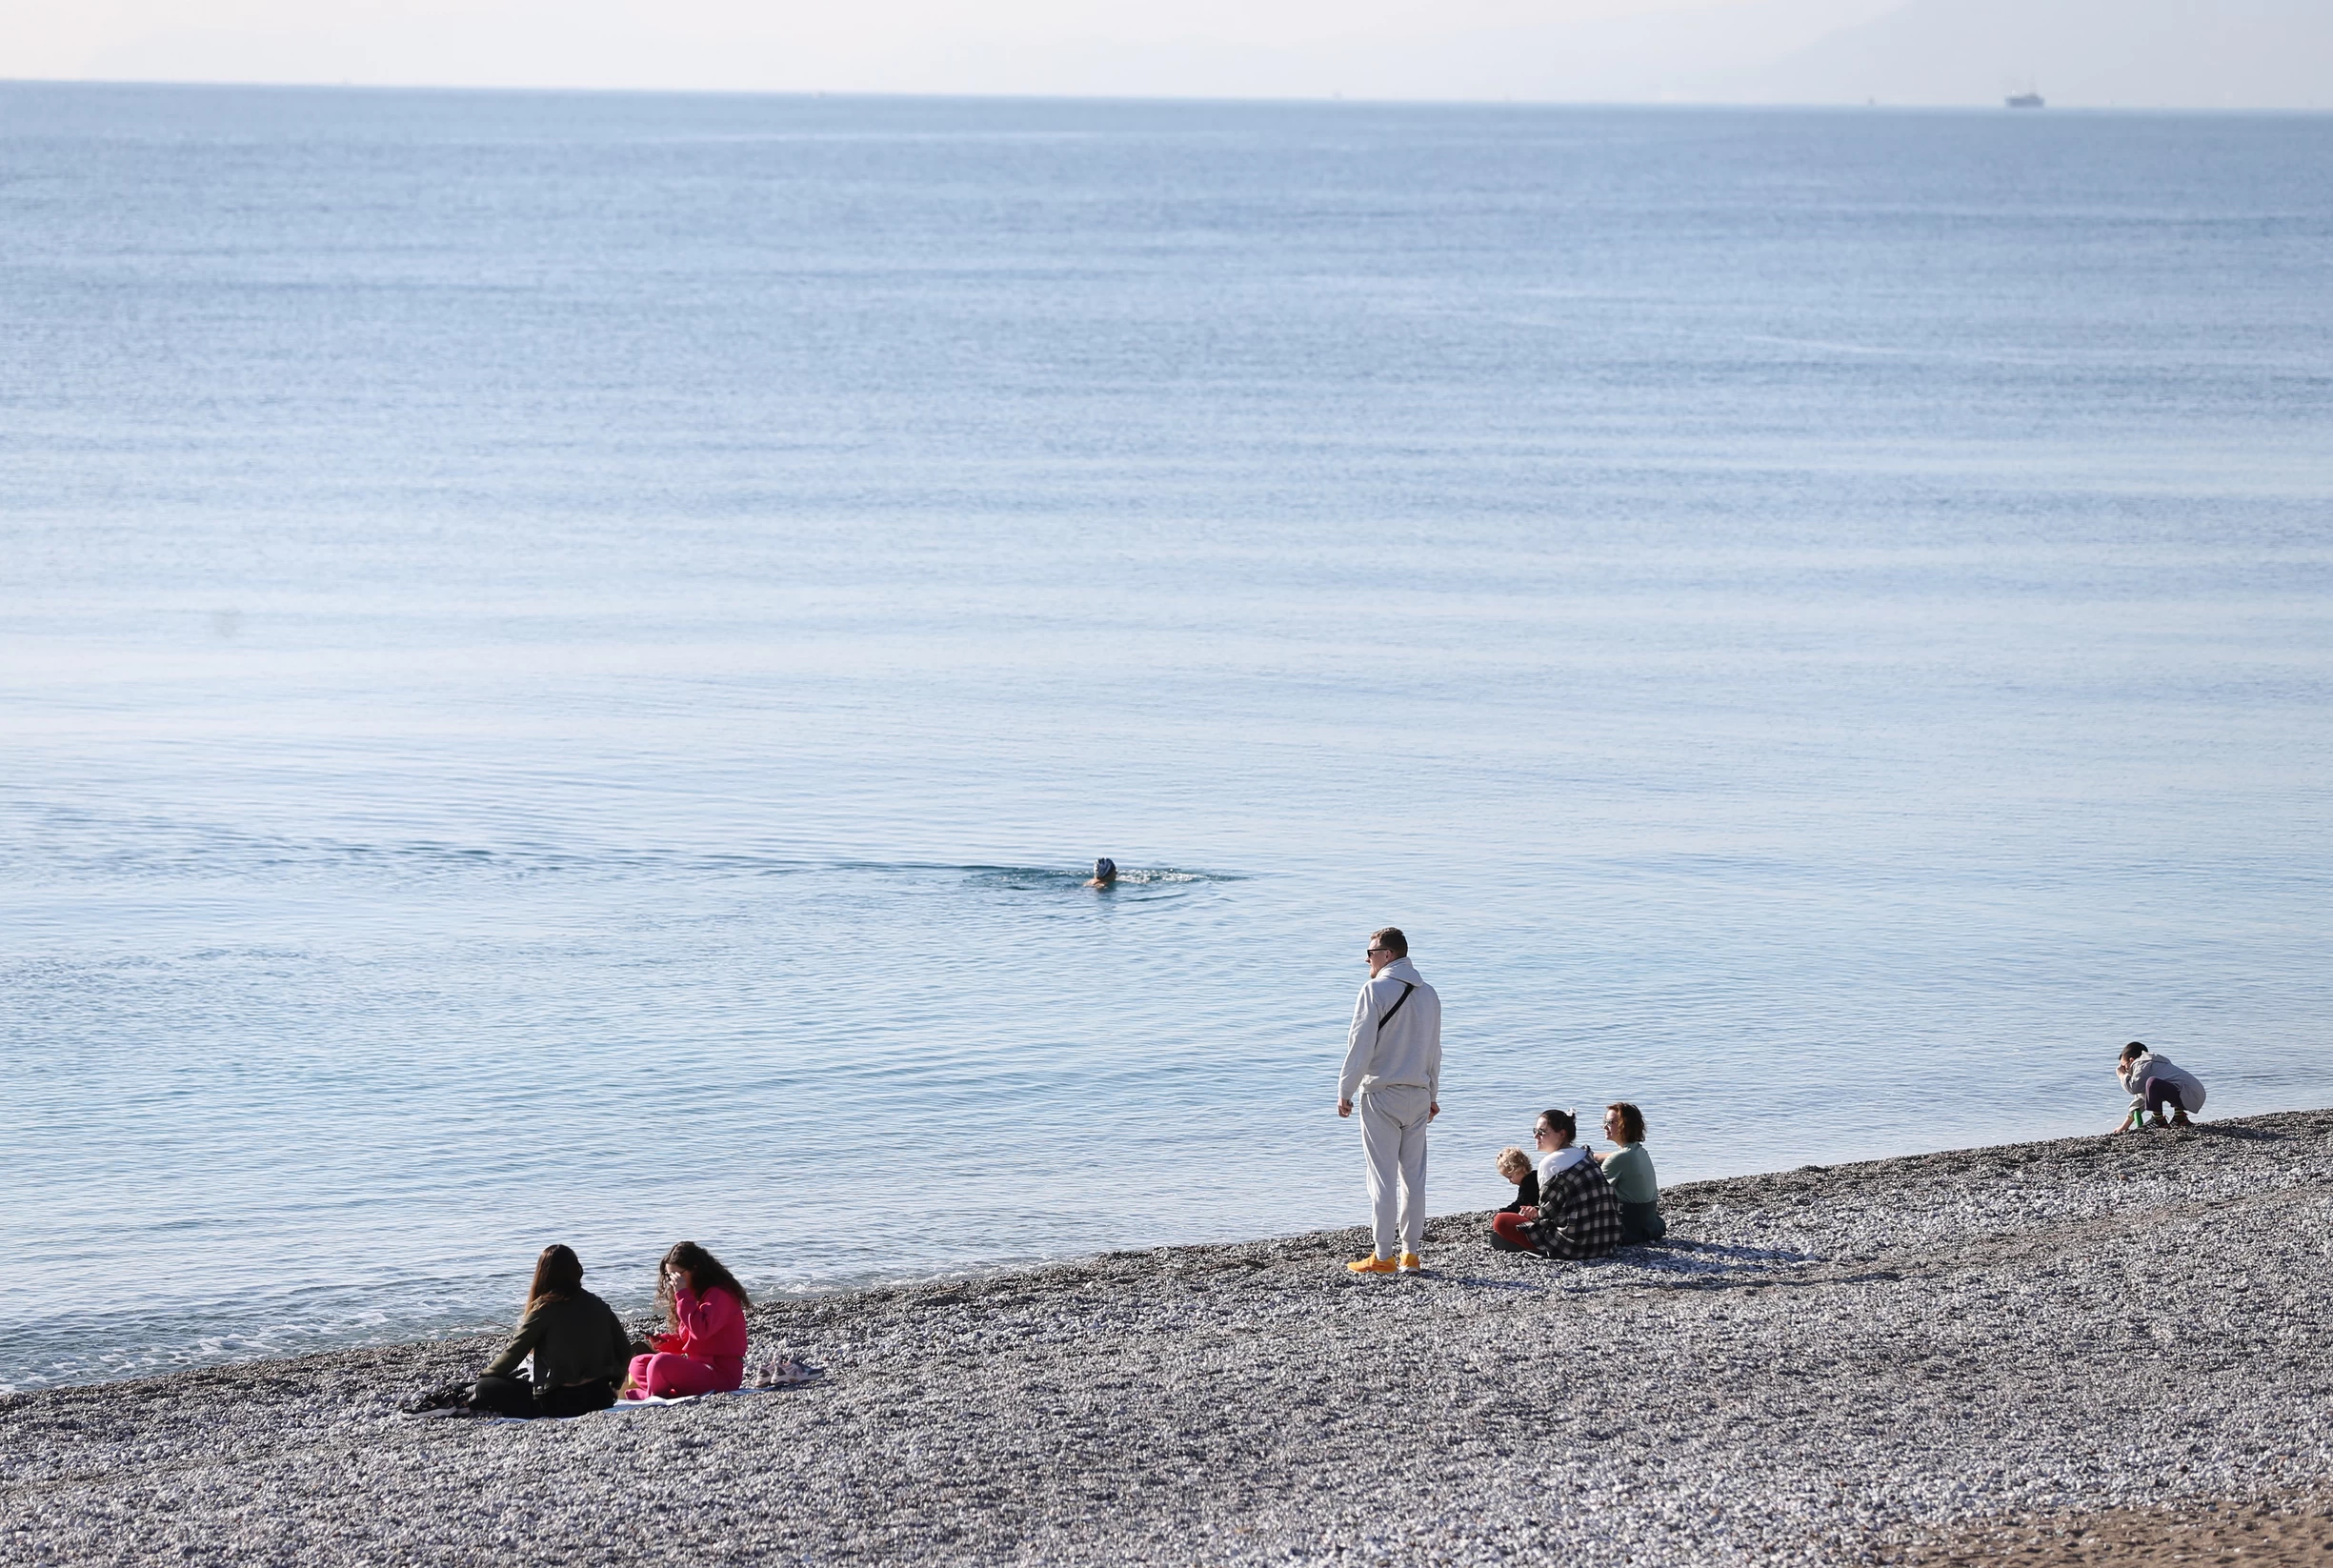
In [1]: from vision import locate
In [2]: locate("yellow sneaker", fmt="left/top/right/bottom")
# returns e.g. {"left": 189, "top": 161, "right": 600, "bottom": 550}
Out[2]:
{"left": 1346, "top": 1255, "right": 1398, "bottom": 1276}
{"left": 1398, "top": 1253, "right": 1424, "bottom": 1272}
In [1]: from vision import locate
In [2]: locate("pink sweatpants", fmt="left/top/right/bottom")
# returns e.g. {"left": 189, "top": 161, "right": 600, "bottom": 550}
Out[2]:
{"left": 627, "top": 1353, "right": 740, "bottom": 1399}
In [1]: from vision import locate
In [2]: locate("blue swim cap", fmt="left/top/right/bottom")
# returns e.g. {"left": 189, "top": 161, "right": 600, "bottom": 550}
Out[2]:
{"left": 1093, "top": 858, "right": 1116, "bottom": 878}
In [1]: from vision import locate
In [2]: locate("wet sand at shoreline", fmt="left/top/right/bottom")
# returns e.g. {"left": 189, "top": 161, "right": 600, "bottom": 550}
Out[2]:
{"left": 1897, "top": 1490, "right": 2333, "bottom": 1564}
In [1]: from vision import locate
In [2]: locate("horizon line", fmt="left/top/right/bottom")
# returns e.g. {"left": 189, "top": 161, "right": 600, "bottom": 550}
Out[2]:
{"left": 5, "top": 76, "right": 2326, "bottom": 113}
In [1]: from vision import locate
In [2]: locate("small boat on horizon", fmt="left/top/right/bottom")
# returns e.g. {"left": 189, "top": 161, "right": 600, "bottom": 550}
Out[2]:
{"left": 2006, "top": 90, "right": 2045, "bottom": 109}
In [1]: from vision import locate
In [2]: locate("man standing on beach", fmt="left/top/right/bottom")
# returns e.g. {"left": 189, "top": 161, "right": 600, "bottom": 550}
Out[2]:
{"left": 1337, "top": 927, "right": 1441, "bottom": 1275}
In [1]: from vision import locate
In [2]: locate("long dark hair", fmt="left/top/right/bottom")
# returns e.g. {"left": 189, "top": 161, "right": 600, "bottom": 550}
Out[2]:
{"left": 655, "top": 1240, "right": 751, "bottom": 1325}
{"left": 526, "top": 1244, "right": 584, "bottom": 1312}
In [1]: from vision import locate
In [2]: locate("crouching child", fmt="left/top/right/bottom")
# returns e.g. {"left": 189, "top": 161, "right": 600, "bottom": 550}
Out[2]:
{"left": 2115, "top": 1041, "right": 2206, "bottom": 1133}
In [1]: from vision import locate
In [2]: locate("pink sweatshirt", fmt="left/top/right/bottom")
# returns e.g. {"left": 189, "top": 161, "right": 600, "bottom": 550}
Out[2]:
{"left": 651, "top": 1286, "right": 748, "bottom": 1382}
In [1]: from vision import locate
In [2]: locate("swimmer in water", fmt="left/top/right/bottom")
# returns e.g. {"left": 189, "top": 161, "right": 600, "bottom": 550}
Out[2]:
{"left": 1084, "top": 857, "right": 1118, "bottom": 888}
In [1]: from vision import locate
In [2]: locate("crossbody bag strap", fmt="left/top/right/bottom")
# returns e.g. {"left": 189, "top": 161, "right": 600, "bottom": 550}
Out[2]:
{"left": 1378, "top": 981, "right": 1416, "bottom": 1031}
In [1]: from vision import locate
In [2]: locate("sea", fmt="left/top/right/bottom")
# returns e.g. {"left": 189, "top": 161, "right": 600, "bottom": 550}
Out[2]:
{"left": 2, "top": 84, "right": 2328, "bottom": 1394}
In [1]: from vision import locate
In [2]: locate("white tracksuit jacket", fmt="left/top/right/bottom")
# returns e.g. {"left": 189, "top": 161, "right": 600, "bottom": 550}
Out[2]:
{"left": 1337, "top": 956, "right": 1442, "bottom": 1104}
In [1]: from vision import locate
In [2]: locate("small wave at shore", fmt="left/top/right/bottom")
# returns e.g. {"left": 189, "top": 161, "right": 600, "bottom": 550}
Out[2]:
{"left": 0, "top": 1296, "right": 505, "bottom": 1398}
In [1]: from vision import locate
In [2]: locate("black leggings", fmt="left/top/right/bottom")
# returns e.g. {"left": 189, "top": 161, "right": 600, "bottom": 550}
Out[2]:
{"left": 473, "top": 1375, "right": 617, "bottom": 1419}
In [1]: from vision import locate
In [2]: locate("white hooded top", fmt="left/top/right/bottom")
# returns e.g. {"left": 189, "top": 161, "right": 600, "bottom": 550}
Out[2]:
{"left": 1337, "top": 955, "right": 1442, "bottom": 1102}
{"left": 2119, "top": 1050, "right": 2206, "bottom": 1114}
{"left": 1538, "top": 1143, "right": 1589, "bottom": 1187}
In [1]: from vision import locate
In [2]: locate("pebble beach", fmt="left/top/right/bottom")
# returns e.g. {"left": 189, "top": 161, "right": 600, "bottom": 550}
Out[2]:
{"left": 7, "top": 1109, "right": 2331, "bottom": 1566}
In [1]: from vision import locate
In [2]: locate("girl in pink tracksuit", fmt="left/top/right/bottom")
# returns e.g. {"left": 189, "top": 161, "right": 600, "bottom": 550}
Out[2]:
{"left": 624, "top": 1240, "right": 751, "bottom": 1399}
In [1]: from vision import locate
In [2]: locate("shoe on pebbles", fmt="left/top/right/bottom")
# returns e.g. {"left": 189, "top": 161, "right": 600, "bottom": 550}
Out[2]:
{"left": 401, "top": 1382, "right": 474, "bottom": 1417}
{"left": 751, "top": 1357, "right": 822, "bottom": 1388}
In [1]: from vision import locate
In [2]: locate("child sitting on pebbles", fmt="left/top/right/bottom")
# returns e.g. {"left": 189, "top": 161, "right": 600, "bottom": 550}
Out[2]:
{"left": 1495, "top": 1146, "right": 1539, "bottom": 1213}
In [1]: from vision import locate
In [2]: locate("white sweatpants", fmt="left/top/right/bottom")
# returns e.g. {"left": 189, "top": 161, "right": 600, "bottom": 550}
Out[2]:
{"left": 1358, "top": 1083, "right": 1432, "bottom": 1257}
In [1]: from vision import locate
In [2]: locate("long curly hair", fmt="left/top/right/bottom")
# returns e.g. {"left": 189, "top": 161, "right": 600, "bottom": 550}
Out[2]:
{"left": 654, "top": 1240, "right": 751, "bottom": 1327}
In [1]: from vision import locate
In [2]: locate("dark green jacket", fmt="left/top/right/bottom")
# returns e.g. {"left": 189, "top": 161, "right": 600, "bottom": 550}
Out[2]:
{"left": 482, "top": 1290, "right": 632, "bottom": 1388}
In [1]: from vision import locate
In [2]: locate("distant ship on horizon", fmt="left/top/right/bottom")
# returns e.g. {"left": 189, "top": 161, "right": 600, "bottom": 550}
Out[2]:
{"left": 2006, "top": 90, "right": 2045, "bottom": 109}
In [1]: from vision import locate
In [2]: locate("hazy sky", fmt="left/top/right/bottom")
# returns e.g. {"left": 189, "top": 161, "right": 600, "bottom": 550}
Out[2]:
{"left": 5, "top": 0, "right": 2327, "bottom": 105}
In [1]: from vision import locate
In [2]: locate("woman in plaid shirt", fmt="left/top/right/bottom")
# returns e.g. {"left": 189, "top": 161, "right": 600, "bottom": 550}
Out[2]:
{"left": 1489, "top": 1108, "right": 1624, "bottom": 1259}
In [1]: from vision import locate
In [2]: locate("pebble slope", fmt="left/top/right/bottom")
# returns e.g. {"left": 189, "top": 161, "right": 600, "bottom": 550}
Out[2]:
{"left": 5, "top": 1112, "right": 2329, "bottom": 1566}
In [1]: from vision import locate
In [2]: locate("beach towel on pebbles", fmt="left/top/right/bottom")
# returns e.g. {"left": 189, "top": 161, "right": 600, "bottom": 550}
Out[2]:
{"left": 406, "top": 1363, "right": 821, "bottom": 1421}
{"left": 612, "top": 1387, "right": 813, "bottom": 1411}
{"left": 613, "top": 1361, "right": 825, "bottom": 1407}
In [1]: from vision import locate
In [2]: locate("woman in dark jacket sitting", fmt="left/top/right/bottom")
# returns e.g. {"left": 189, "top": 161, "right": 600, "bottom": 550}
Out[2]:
{"left": 471, "top": 1244, "right": 633, "bottom": 1417}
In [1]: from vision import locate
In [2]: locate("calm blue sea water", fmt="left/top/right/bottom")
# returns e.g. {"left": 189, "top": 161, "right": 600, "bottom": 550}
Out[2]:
{"left": 3, "top": 85, "right": 2329, "bottom": 1393}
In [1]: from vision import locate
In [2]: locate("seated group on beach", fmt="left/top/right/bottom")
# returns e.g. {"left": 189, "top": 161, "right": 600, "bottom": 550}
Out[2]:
{"left": 1487, "top": 1101, "right": 1666, "bottom": 1258}
{"left": 455, "top": 1239, "right": 751, "bottom": 1420}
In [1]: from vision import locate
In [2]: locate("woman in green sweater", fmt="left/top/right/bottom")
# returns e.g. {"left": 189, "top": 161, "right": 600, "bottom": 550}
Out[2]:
{"left": 1591, "top": 1101, "right": 1666, "bottom": 1243}
{"left": 470, "top": 1244, "right": 633, "bottom": 1417}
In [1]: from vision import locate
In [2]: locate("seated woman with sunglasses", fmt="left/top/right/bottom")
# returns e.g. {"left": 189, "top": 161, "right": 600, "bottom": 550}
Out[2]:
{"left": 1488, "top": 1108, "right": 1623, "bottom": 1260}
{"left": 470, "top": 1244, "right": 632, "bottom": 1417}
{"left": 622, "top": 1240, "right": 752, "bottom": 1400}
